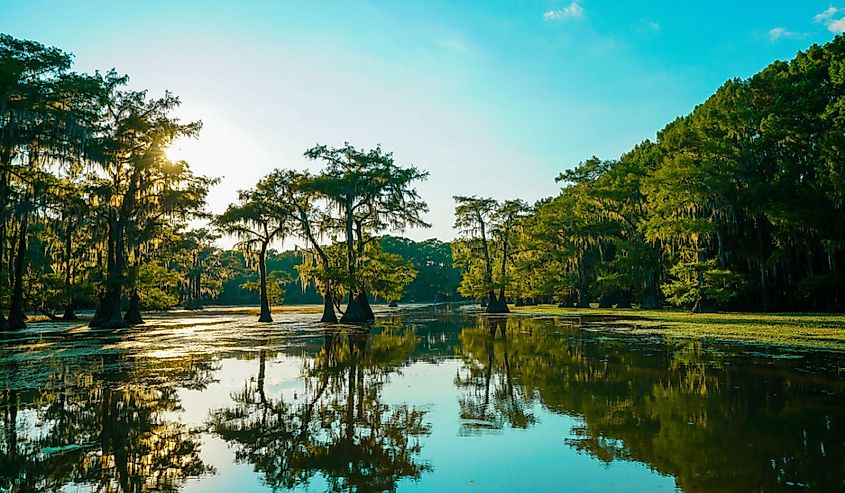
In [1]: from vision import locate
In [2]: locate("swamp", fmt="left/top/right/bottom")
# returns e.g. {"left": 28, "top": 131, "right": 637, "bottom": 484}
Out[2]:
{"left": 4, "top": 4, "right": 845, "bottom": 491}
{"left": 2, "top": 305, "right": 845, "bottom": 492}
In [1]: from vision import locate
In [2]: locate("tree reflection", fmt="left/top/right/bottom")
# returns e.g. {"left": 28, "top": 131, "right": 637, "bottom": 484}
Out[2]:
{"left": 456, "top": 315, "right": 845, "bottom": 492}
{"left": 1, "top": 354, "right": 214, "bottom": 492}
{"left": 454, "top": 317, "right": 536, "bottom": 434}
{"left": 209, "top": 326, "right": 431, "bottom": 493}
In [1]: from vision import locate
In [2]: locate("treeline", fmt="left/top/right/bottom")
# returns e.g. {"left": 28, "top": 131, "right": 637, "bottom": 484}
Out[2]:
{"left": 211, "top": 237, "right": 460, "bottom": 306}
{"left": 212, "top": 146, "right": 432, "bottom": 323}
{"left": 456, "top": 35, "right": 845, "bottom": 313}
{"left": 0, "top": 33, "right": 449, "bottom": 330}
{"left": 0, "top": 34, "right": 219, "bottom": 330}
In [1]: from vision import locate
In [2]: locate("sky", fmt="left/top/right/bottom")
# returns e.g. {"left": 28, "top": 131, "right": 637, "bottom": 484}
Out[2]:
{"left": 2, "top": 1, "right": 844, "bottom": 247}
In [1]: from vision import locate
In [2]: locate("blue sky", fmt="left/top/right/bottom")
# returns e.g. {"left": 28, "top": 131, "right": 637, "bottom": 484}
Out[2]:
{"left": 2, "top": 1, "right": 844, "bottom": 244}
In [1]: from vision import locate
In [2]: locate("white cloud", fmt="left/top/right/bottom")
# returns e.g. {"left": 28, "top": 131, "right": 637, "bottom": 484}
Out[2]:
{"left": 543, "top": 2, "right": 584, "bottom": 21}
{"left": 829, "top": 17, "right": 845, "bottom": 32}
{"left": 814, "top": 6, "right": 838, "bottom": 22}
{"left": 814, "top": 6, "right": 845, "bottom": 33}
{"left": 768, "top": 27, "right": 801, "bottom": 41}
{"left": 647, "top": 21, "right": 661, "bottom": 31}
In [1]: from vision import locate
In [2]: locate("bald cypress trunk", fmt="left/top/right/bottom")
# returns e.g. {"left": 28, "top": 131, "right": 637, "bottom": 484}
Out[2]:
{"left": 258, "top": 242, "right": 272, "bottom": 323}
{"left": 755, "top": 215, "right": 770, "bottom": 312}
{"left": 321, "top": 287, "right": 338, "bottom": 323}
{"left": 0, "top": 137, "right": 11, "bottom": 330}
{"left": 357, "top": 291, "right": 375, "bottom": 321}
{"left": 340, "top": 291, "right": 370, "bottom": 323}
{"left": 62, "top": 221, "right": 78, "bottom": 321}
{"left": 692, "top": 243, "right": 715, "bottom": 313}
{"left": 123, "top": 288, "right": 143, "bottom": 325}
{"left": 91, "top": 210, "right": 127, "bottom": 328}
{"left": 7, "top": 211, "right": 28, "bottom": 330}
{"left": 575, "top": 254, "right": 591, "bottom": 309}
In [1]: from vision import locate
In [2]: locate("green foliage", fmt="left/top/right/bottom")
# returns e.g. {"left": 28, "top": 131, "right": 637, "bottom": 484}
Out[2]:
{"left": 241, "top": 270, "right": 291, "bottom": 305}
{"left": 662, "top": 260, "right": 745, "bottom": 308}
{"left": 451, "top": 240, "right": 489, "bottom": 300}
{"left": 137, "top": 261, "right": 180, "bottom": 310}
{"left": 475, "top": 35, "right": 845, "bottom": 313}
{"left": 359, "top": 243, "right": 416, "bottom": 303}
{"left": 380, "top": 236, "right": 461, "bottom": 302}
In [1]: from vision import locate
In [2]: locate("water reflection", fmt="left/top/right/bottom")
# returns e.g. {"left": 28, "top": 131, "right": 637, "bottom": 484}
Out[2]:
{"left": 1, "top": 352, "right": 214, "bottom": 492}
{"left": 208, "top": 328, "right": 431, "bottom": 493}
{"left": 2, "top": 309, "right": 845, "bottom": 492}
{"left": 454, "top": 317, "right": 536, "bottom": 434}
{"left": 455, "top": 315, "right": 845, "bottom": 492}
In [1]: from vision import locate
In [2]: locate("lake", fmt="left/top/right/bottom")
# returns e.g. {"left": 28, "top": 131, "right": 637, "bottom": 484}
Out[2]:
{"left": 1, "top": 305, "right": 844, "bottom": 492}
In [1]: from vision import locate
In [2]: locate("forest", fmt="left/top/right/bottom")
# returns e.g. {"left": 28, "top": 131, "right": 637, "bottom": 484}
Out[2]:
{"left": 455, "top": 35, "right": 845, "bottom": 313}
{"left": 2, "top": 32, "right": 845, "bottom": 334}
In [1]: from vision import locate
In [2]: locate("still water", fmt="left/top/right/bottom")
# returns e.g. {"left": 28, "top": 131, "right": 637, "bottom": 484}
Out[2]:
{"left": 1, "top": 305, "right": 844, "bottom": 492}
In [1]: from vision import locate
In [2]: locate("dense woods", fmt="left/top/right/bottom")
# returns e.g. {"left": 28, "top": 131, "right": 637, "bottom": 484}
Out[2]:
{"left": 0, "top": 34, "right": 215, "bottom": 330}
{"left": 3, "top": 31, "right": 845, "bottom": 330}
{"left": 0, "top": 33, "right": 436, "bottom": 327}
{"left": 455, "top": 35, "right": 845, "bottom": 313}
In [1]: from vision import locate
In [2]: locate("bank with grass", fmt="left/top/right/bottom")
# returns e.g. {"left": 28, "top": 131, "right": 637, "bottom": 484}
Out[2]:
{"left": 514, "top": 305, "right": 845, "bottom": 352}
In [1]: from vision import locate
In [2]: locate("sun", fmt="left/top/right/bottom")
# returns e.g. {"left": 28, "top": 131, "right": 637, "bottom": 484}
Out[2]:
{"left": 164, "top": 140, "right": 186, "bottom": 162}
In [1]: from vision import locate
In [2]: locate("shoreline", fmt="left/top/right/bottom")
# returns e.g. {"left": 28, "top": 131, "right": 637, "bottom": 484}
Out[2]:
{"left": 513, "top": 305, "right": 845, "bottom": 352}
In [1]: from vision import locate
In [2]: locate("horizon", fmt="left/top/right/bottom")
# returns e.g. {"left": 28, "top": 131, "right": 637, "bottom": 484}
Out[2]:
{"left": 3, "top": 1, "right": 844, "bottom": 247}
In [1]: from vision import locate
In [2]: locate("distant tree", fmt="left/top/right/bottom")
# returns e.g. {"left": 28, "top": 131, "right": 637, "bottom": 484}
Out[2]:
{"left": 452, "top": 196, "right": 527, "bottom": 312}
{"left": 271, "top": 169, "right": 342, "bottom": 322}
{"left": 452, "top": 196, "right": 500, "bottom": 310}
{"left": 215, "top": 173, "right": 292, "bottom": 322}
{"left": 380, "top": 236, "right": 461, "bottom": 302}
{"left": 305, "top": 143, "right": 429, "bottom": 322}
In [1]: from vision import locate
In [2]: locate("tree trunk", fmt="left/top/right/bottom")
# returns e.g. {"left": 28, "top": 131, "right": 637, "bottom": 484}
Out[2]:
{"left": 89, "top": 293, "right": 108, "bottom": 327}
{"left": 343, "top": 199, "right": 357, "bottom": 314}
{"left": 0, "top": 191, "right": 6, "bottom": 329}
{"left": 62, "top": 221, "right": 78, "bottom": 320}
{"left": 91, "top": 212, "right": 126, "bottom": 328}
{"left": 357, "top": 291, "right": 375, "bottom": 321}
{"left": 123, "top": 288, "right": 143, "bottom": 325}
{"left": 640, "top": 273, "right": 661, "bottom": 309}
{"left": 575, "top": 293, "right": 591, "bottom": 309}
{"left": 692, "top": 297, "right": 715, "bottom": 313}
{"left": 485, "top": 291, "right": 509, "bottom": 313}
{"left": 0, "top": 148, "right": 10, "bottom": 330}
{"left": 340, "top": 291, "right": 372, "bottom": 323}
{"left": 575, "top": 254, "right": 591, "bottom": 308}
{"left": 615, "top": 291, "right": 633, "bottom": 309}
{"left": 258, "top": 243, "right": 272, "bottom": 322}
{"left": 755, "top": 215, "right": 770, "bottom": 312}
{"left": 61, "top": 300, "right": 78, "bottom": 321}
{"left": 692, "top": 243, "right": 714, "bottom": 313}
{"left": 8, "top": 210, "right": 28, "bottom": 330}
{"left": 321, "top": 287, "right": 338, "bottom": 323}
{"left": 195, "top": 271, "right": 202, "bottom": 307}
